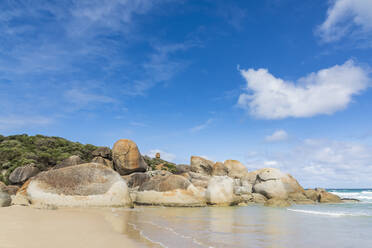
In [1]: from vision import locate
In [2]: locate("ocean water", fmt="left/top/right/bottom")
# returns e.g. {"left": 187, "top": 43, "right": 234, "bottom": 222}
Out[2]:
{"left": 114, "top": 189, "right": 372, "bottom": 248}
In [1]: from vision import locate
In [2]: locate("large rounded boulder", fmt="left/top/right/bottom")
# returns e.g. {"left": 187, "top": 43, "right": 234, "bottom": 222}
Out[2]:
{"left": 92, "top": 146, "right": 112, "bottom": 159}
{"left": 9, "top": 164, "right": 40, "bottom": 184}
{"left": 212, "top": 162, "right": 228, "bottom": 176}
{"left": 304, "top": 188, "right": 341, "bottom": 203}
{"left": 190, "top": 156, "right": 214, "bottom": 175}
{"left": 224, "top": 160, "right": 248, "bottom": 179}
{"left": 0, "top": 191, "right": 11, "bottom": 207}
{"left": 16, "top": 163, "right": 132, "bottom": 207}
{"left": 123, "top": 172, "right": 151, "bottom": 188}
{"left": 182, "top": 171, "right": 211, "bottom": 188}
{"left": 253, "top": 168, "right": 304, "bottom": 199}
{"left": 206, "top": 176, "right": 235, "bottom": 205}
{"left": 133, "top": 173, "right": 205, "bottom": 207}
{"left": 54, "top": 155, "right": 83, "bottom": 169}
{"left": 139, "top": 174, "right": 191, "bottom": 192}
{"left": 112, "top": 139, "right": 147, "bottom": 175}
{"left": 92, "top": 156, "right": 114, "bottom": 169}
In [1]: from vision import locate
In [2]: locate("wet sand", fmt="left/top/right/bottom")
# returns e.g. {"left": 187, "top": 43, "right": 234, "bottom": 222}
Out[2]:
{"left": 0, "top": 206, "right": 144, "bottom": 248}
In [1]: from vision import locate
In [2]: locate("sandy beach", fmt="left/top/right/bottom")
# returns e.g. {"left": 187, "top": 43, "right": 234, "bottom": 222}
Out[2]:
{"left": 0, "top": 206, "right": 144, "bottom": 248}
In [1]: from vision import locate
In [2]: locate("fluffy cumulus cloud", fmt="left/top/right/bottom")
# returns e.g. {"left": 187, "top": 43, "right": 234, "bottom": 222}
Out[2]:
{"left": 265, "top": 130, "right": 288, "bottom": 142}
{"left": 318, "top": 0, "right": 372, "bottom": 42}
{"left": 238, "top": 60, "right": 370, "bottom": 119}
{"left": 146, "top": 149, "right": 176, "bottom": 162}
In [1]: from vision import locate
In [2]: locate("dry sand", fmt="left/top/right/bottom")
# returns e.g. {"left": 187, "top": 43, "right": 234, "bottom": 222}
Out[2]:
{"left": 0, "top": 206, "right": 144, "bottom": 248}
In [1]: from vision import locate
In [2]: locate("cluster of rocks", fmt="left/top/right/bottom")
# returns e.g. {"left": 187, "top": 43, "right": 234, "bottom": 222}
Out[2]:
{"left": 0, "top": 138, "right": 348, "bottom": 209}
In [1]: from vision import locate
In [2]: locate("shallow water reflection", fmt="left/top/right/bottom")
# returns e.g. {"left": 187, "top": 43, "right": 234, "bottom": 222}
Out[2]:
{"left": 108, "top": 205, "right": 372, "bottom": 248}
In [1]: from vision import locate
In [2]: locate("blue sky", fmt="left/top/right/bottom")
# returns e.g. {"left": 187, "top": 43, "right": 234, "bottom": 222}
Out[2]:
{"left": 1, "top": 0, "right": 372, "bottom": 188}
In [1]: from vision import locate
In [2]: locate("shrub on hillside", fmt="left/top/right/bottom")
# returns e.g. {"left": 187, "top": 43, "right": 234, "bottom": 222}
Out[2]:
{"left": 143, "top": 156, "right": 177, "bottom": 173}
{"left": 0, "top": 134, "right": 97, "bottom": 184}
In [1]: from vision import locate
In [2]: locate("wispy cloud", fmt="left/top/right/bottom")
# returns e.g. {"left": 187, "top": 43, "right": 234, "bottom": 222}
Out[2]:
{"left": 124, "top": 41, "right": 200, "bottom": 96}
{"left": 130, "top": 121, "right": 147, "bottom": 127}
{"left": 265, "top": 130, "right": 288, "bottom": 142}
{"left": 0, "top": 0, "right": 186, "bottom": 129}
{"left": 65, "top": 89, "right": 115, "bottom": 106}
{"left": 317, "top": 0, "right": 372, "bottom": 43}
{"left": 190, "top": 118, "right": 214, "bottom": 133}
{"left": 217, "top": 3, "right": 247, "bottom": 30}
{"left": 0, "top": 115, "right": 53, "bottom": 131}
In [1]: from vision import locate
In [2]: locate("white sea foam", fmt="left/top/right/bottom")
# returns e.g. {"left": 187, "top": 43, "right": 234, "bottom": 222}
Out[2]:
{"left": 287, "top": 209, "right": 370, "bottom": 217}
{"left": 329, "top": 190, "right": 372, "bottom": 202}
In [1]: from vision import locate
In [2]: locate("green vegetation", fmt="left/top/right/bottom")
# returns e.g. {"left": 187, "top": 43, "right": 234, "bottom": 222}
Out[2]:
{"left": 0, "top": 134, "right": 97, "bottom": 184}
{"left": 143, "top": 156, "right": 177, "bottom": 173}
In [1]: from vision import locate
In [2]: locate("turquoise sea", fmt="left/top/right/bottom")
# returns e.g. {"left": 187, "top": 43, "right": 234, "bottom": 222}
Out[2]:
{"left": 117, "top": 189, "right": 372, "bottom": 248}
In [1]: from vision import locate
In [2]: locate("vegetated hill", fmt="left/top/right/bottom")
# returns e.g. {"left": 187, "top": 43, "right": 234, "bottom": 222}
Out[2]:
{"left": 143, "top": 156, "right": 177, "bottom": 173}
{"left": 0, "top": 134, "right": 97, "bottom": 184}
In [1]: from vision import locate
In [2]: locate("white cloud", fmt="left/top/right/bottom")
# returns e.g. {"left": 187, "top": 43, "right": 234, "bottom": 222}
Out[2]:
{"left": 190, "top": 119, "right": 214, "bottom": 133}
{"left": 146, "top": 149, "right": 176, "bottom": 162}
{"left": 245, "top": 139, "right": 372, "bottom": 188}
{"left": 130, "top": 122, "right": 147, "bottom": 127}
{"left": 65, "top": 88, "right": 115, "bottom": 106}
{"left": 238, "top": 60, "right": 370, "bottom": 119}
{"left": 318, "top": 0, "right": 372, "bottom": 42}
{"left": 263, "top": 160, "right": 279, "bottom": 167}
{"left": 265, "top": 130, "right": 288, "bottom": 142}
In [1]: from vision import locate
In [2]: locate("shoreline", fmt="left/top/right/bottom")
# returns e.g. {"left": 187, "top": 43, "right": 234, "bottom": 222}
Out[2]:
{"left": 1, "top": 198, "right": 371, "bottom": 248}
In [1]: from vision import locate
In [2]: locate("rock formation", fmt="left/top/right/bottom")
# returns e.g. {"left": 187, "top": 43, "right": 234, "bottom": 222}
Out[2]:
{"left": 133, "top": 186, "right": 206, "bottom": 207}
{"left": 303, "top": 188, "right": 342, "bottom": 203}
{"left": 92, "top": 156, "right": 114, "bottom": 169}
{"left": 54, "top": 155, "right": 83, "bottom": 169}
{"left": 155, "top": 152, "right": 161, "bottom": 159}
{"left": 112, "top": 139, "right": 147, "bottom": 175}
{"left": 3, "top": 137, "right": 345, "bottom": 209}
{"left": 190, "top": 156, "right": 214, "bottom": 175}
{"left": 139, "top": 174, "right": 191, "bottom": 192}
{"left": 253, "top": 168, "right": 304, "bottom": 199}
{"left": 14, "top": 163, "right": 132, "bottom": 208}
{"left": 174, "top": 164, "right": 191, "bottom": 174}
{"left": 264, "top": 198, "right": 291, "bottom": 207}
{"left": 0, "top": 191, "right": 11, "bottom": 207}
{"left": 224, "top": 160, "right": 248, "bottom": 179}
{"left": 206, "top": 176, "right": 235, "bottom": 205}
{"left": 91, "top": 146, "right": 113, "bottom": 169}
{"left": 182, "top": 171, "right": 210, "bottom": 188}
{"left": 9, "top": 164, "right": 40, "bottom": 184}
{"left": 131, "top": 172, "right": 206, "bottom": 207}
{"left": 252, "top": 193, "right": 267, "bottom": 203}
{"left": 123, "top": 172, "right": 150, "bottom": 188}
{"left": 212, "top": 162, "right": 228, "bottom": 176}
{"left": 92, "top": 147, "right": 112, "bottom": 159}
